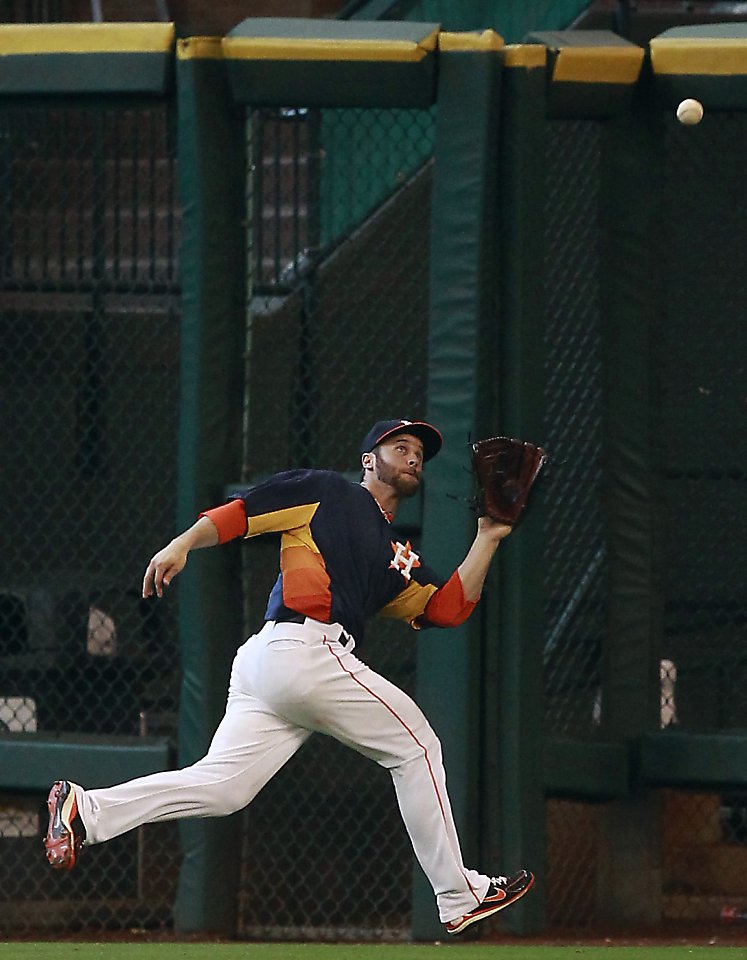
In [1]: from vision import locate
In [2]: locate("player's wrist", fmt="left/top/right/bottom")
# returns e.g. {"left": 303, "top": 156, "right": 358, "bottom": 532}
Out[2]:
{"left": 477, "top": 518, "right": 512, "bottom": 543}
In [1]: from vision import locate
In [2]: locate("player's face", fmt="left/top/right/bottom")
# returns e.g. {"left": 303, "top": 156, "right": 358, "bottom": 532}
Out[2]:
{"left": 372, "top": 433, "right": 424, "bottom": 498}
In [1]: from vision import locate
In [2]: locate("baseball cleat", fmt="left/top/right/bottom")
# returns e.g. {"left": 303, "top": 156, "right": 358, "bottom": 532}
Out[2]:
{"left": 445, "top": 869, "right": 535, "bottom": 935}
{"left": 44, "top": 780, "right": 87, "bottom": 870}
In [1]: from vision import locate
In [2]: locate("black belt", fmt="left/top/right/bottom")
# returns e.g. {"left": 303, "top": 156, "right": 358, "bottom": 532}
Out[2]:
{"left": 269, "top": 615, "right": 354, "bottom": 646}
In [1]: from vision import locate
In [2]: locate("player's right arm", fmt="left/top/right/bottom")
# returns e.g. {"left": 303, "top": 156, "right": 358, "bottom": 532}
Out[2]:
{"left": 143, "top": 470, "right": 329, "bottom": 599}
{"left": 142, "top": 515, "right": 219, "bottom": 599}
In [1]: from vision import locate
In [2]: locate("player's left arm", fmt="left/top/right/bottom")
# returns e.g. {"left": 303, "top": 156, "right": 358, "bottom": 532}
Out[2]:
{"left": 379, "top": 518, "right": 513, "bottom": 629}
{"left": 456, "top": 516, "right": 512, "bottom": 600}
{"left": 419, "top": 517, "right": 512, "bottom": 627}
{"left": 379, "top": 570, "right": 474, "bottom": 630}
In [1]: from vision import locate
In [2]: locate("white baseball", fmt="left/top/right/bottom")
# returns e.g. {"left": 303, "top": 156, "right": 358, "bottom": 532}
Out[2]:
{"left": 676, "top": 98, "right": 704, "bottom": 126}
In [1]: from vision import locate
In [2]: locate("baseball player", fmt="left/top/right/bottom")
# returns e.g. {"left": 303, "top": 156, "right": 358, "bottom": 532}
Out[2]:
{"left": 44, "top": 418, "right": 534, "bottom": 935}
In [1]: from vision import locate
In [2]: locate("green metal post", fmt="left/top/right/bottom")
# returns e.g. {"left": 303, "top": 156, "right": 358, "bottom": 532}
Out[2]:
{"left": 174, "top": 40, "right": 246, "bottom": 934}
{"left": 491, "top": 46, "right": 549, "bottom": 934}
{"left": 596, "top": 83, "right": 665, "bottom": 926}
{"left": 415, "top": 36, "right": 502, "bottom": 940}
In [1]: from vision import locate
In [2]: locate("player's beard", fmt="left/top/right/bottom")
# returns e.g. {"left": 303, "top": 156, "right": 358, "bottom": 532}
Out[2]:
{"left": 374, "top": 458, "right": 421, "bottom": 499}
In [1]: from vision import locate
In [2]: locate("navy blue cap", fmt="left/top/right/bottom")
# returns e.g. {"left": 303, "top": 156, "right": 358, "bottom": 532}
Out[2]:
{"left": 360, "top": 419, "right": 443, "bottom": 462}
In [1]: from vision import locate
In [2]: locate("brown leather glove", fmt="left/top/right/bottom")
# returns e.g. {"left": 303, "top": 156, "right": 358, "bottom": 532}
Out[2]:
{"left": 471, "top": 436, "right": 548, "bottom": 526}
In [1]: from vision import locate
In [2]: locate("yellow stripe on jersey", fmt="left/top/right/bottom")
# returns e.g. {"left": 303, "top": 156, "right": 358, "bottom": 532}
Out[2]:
{"left": 377, "top": 579, "right": 438, "bottom": 627}
{"left": 245, "top": 502, "right": 320, "bottom": 540}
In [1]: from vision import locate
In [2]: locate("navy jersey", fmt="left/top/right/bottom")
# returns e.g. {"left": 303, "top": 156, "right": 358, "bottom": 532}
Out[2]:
{"left": 225, "top": 469, "right": 445, "bottom": 641}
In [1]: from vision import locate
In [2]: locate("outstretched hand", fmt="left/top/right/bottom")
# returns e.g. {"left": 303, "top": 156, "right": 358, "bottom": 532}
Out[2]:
{"left": 477, "top": 514, "right": 513, "bottom": 543}
{"left": 142, "top": 541, "right": 188, "bottom": 599}
{"left": 142, "top": 516, "right": 220, "bottom": 599}
{"left": 456, "top": 515, "right": 513, "bottom": 602}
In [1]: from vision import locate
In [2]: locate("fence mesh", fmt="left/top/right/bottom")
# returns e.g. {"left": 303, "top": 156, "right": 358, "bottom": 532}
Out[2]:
{"left": 540, "top": 109, "right": 747, "bottom": 933}
{"left": 0, "top": 100, "right": 181, "bottom": 934}
{"left": 545, "top": 798, "right": 600, "bottom": 929}
{"left": 661, "top": 789, "right": 747, "bottom": 925}
{"left": 655, "top": 111, "right": 747, "bottom": 928}
{"left": 244, "top": 105, "right": 435, "bottom": 479}
{"left": 237, "top": 105, "right": 435, "bottom": 940}
{"left": 658, "top": 111, "right": 747, "bottom": 737}
{"left": 541, "top": 119, "right": 608, "bottom": 742}
{"left": 538, "top": 118, "right": 609, "bottom": 932}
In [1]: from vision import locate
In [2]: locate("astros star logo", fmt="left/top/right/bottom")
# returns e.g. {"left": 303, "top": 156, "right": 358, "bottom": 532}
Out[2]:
{"left": 390, "top": 540, "right": 421, "bottom": 581}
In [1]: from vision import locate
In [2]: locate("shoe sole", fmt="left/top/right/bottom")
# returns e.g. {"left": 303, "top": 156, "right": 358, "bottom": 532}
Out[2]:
{"left": 44, "top": 781, "right": 80, "bottom": 871}
{"left": 446, "top": 873, "right": 536, "bottom": 935}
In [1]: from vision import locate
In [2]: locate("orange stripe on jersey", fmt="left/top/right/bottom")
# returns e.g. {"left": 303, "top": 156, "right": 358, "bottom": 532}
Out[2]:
{"left": 200, "top": 499, "right": 247, "bottom": 543}
{"left": 377, "top": 579, "right": 439, "bottom": 628}
{"left": 280, "top": 542, "right": 332, "bottom": 621}
{"left": 246, "top": 502, "right": 319, "bottom": 539}
{"left": 422, "top": 570, "right": 476, "bottom": 627}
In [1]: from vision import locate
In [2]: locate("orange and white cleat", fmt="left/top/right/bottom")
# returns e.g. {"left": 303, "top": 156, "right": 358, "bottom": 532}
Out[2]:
{"left": 44, "top": 780, "right": 87, "bottom": 870}
{"left": 445, "top": 869, "right": 535, "bottom": 935}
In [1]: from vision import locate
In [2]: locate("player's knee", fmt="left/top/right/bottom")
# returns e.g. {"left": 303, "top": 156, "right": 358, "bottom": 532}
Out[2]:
{"left": 422, "top": 728, "right": 443, "bottom": 765}
{"left": 392, "top": 724, "right": 442, "bottom": 769}
{"left": 419, "top": 719, "right": 441, "bottom": 752}
{"left": 206, "top": 785, "right": 249, "bottom": 817}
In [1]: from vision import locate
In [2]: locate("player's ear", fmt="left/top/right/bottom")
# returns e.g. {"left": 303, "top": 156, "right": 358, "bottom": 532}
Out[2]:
{"left": 361, "top": 452, "right": 374, "bottom": 471}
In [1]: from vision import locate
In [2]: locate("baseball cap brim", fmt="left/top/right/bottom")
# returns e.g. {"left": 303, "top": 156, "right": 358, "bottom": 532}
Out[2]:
{"left": 360, "top": 419, "right": 443, "bottom": 462}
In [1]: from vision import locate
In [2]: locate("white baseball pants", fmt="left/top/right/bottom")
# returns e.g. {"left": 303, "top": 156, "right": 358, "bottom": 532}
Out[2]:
{"left": 76, "top": 618, "right": 490, "bottom": 923}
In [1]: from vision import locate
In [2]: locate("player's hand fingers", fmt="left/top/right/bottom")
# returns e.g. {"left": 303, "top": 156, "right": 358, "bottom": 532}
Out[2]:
{"left": 143, "top": 545, "right": 187, "bottom": 599}
{"left": 153, "top": 561, "right": 172, "bottom": 598}
{"left": 144, "top": 555, "right": 173, "bottom": 599}
{"left": 156, "top": 555, "right": 187, "bottom": 597}
{"left": 478, "top": 515, "right": 513, "bottom": 540}
{"left": 142, "top": 559, "right": 157, "bottom": 598}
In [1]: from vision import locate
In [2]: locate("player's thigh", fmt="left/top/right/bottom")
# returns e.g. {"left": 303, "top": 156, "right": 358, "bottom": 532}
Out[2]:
{"left": 313, "top": 645, "right": 439, "bottom": 769}
{"left": 207, "top": 686, "right": 311, "bottom": 763}
{"left": 189, "top": 693, "right": 311, "bottom": 812}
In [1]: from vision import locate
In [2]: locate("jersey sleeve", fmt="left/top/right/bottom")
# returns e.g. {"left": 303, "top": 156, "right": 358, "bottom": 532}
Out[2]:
{"left": 378, "top": 558, "right": 477, "bottom": 629}
{"left": 200, "top": 470, "right": 330, "bottom": 543}
{"left": 200, "top": 499, "right": 247, "bottom": 543}
{"left": 419, "top": 570, "right": 477, "bottom": 628}
{"left": 376, "top": 548, "right": 442, "bottom": 628}
{"left": 376, "top": 547, "right": 476, "bottom": 630}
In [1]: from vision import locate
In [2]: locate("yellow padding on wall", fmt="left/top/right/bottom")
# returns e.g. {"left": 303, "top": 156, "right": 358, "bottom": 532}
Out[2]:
{"left": 651, "top": 37, "right": 747, "bottom": 75}
{"left": 0, "top": 22, "right": 174, "bottom": 55}
{"left": 222, "top": 27, "right": 438, "bottom": 63}
{"left": 177, "top": 37, "right": 223, "bottom": 61}
{"left": 503, "top": 44, "right": 547, "bottom": 69}
{"left": 439, "top": 30, "right": 503, "bottom": 53}
{"left": 553, "top": 46, "right": 644, "bottom": 85}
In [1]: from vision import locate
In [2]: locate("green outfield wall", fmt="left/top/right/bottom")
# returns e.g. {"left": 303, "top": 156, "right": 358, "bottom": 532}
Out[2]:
{"left": 1, "top": 13, "right": 746, "bottom": 944}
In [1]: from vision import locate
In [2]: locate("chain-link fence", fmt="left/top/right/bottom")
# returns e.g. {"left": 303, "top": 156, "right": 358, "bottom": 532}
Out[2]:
{"left": 244, "top": 105, "right": 435, "bottom": 479}
{"left": 237, "top": 104, "right": 435, "bottom": 940}
{"left": 661, "top": 789, "right": 747, "bottom": 924}
{"left": 542, "top": 118, "right": 608, "bottom": 743}
{"left": 655, "top": 110, "right": 747, "bottom": 928}
{"left": 658, "top": 111, "right": 747, "bottom": 737}
{"left": 545, "top": 798, "right": 600, "bottom": 929}
{"left": 539, "top": 117, "right": 608, "bottom": 931}
{"left": 0, "top": 100, "right": 181, "bottom": 934}
{"left": 539, "top": 106, "right": 747, "bottom": 932}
